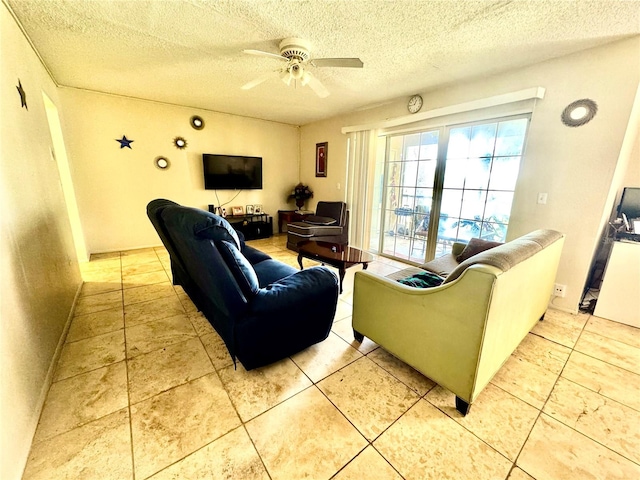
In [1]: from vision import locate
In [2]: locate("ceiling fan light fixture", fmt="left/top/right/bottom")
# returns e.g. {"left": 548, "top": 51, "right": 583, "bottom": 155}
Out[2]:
{"left": 301, "top": 71, "right": 311, "bottom": 86}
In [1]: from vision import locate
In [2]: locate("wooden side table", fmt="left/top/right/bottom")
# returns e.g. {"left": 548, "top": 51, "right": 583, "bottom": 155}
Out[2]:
{"left": 277, "top": 210, "right": 312, "bottom": 233}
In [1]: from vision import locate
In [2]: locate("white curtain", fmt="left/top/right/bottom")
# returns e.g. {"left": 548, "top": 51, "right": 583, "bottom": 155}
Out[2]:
{"left": 345, "top": 129, "right": 377, "bottom": 249}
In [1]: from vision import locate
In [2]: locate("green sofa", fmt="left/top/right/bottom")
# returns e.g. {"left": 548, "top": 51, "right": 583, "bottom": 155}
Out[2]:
{"left": 352, "top": 229, "right": 565, "bottom": 415}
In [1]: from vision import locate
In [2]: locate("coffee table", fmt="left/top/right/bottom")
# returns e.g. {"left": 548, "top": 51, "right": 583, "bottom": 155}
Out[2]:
{"left": 297, "top": 241, "right": 375, "bottom": 293}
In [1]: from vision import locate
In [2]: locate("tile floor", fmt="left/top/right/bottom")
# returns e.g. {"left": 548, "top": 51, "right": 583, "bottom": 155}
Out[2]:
{"left": 22, "top": 234, "right": 640, "bottom": 479}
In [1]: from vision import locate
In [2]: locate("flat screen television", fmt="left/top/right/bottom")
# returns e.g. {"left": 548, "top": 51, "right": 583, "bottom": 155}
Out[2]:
{"left": 618, "top": 187, "right": 640, "bottom": 219}
{"left": 203, "top": 154, "right": 262, "bottom": 190}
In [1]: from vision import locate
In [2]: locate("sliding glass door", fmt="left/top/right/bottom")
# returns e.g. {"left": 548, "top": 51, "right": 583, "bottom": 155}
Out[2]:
{"left": 373, "top": 115, "right": 530, "bottom": 263}
{"left": 380, "top": 130, "right": 439, "bottom": 263}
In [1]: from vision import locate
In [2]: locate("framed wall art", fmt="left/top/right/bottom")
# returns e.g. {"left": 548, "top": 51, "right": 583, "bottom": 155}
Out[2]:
{"left": 316, "top": 142, "right": 327, "bottom": 177}
{"left": 246, "top": 205, "right": 254, "bottom": 214}
{"left": 254, "top": 204, "right": 263, "bottom": 214}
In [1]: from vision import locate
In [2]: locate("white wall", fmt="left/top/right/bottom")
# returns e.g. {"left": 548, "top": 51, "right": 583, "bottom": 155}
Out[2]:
{"left": 0, "top": 5, "right": 82, "bottom": 480}
{"left": 59, "top": 89, "right": 301, "bottom": 253}
{"left": 300, "top": 37, "right": 640, "bottom": 313}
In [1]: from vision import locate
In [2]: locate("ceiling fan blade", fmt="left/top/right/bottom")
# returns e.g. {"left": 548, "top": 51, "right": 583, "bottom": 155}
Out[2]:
{"left": 241, "top": 71, "right": 276, "bottom": 90}
{"left": 243, "top": 49, "right": 287, "bottom": 61}
{"left": 306, "top": 74, "right": 330, "bottom": 98}
{"left": 312, "top": 58, "right": 363, "bottom": 68}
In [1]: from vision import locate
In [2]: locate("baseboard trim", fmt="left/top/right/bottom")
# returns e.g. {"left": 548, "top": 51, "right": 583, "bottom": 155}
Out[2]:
{"left": 21, "top": 281, "right": 83, "bottom": 478}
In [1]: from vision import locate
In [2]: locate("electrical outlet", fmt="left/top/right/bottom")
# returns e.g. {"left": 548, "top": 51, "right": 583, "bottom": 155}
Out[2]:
{"left": 553, "top": 283, "right": 566, "bottom": 297}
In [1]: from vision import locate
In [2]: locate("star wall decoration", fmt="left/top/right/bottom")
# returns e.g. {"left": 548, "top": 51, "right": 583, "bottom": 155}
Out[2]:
{"left": 17, "top": 79, "right": 27, "bottom": 110}
{"left": 116, "top": 135, "right": 134, "bottom": 149}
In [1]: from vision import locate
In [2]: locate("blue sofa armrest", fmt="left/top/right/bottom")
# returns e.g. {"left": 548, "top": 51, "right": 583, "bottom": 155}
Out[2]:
{"left": 249, "top": 266, "right": 339, "bottom": 316}
{"left": 235, "top": 266, "right": 339, "bottom": 369}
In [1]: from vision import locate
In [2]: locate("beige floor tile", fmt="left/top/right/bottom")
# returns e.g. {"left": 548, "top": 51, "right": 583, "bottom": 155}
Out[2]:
{"left": 128, "top": 337, "right": 214, "bottom": 404}
{"left": 426, "top": 384, "right": 539, "bottom": 461}
{"left": 245, "top": 387, "right": 367, "bottom": 480}
{"left": 74, "top": 289, "right": 123, "bottom": 316}
{"left": 54, "top": 330, "right": 125, "bottom": 381}
{"left": 131, "top": 373, "right": 241, "bottom": 480}
{"left": 200, "top": 331, "right": 235, "bottom": 370}
{"left": 124, "top": 295, "right": 186, "bottom": 327}
{"left": 574, "top": 330, "right": 640, "bottom": 374}
{"left": 374, "top": 399, "right": 512, "bottom": 479}
{"left": 517, "top": 414, "right": 640, "bottom": 479}
{"left": 507, "top": 467, "right": 535, "bottom": 480}
{"left": 120, "top": 248, "right": 160, "bottom": 266}
{"left": 333, "top": 446, "right": 402, "bottom": 479}
{"left": 34, "top": 362, "right": 128, "bottom": 443}
{"left": 318, "top": 357, "right": 419, "bottom": 441}
{"left": 122, "top": 269, "right": 171, "bottom": 289}
{"left": 121, "top": 260, "right": 165, "bottom": 280}
{"left": 290, "top": 331, "right": 363, "bottom": 383}
{"left": 67, "top": 306, "right": 124, "bottom": 342}
{"left": 218, "top": 358, "right": 312, "bottom": 421}
{"left": 332, "top": 317, "right": 379, "bottom": 354}
{"left": 80, "top": 262, "right": 121, "bottom": 281}
{"left": 490, "top": 354, "right": 559, "bottom": 409}
{"left": 89, "top": 251, "right": 121, "bottom": 261}
{"left": 367, "top": 347, "right": 436, "bottom": 395}
{"left": 562, "top": 351, "right": 640, "bottom": 411}
{"left": 79, "top": 279, "right": 122, "bottom": 297}
{"left": 531, "top": 309, "right": 588, "bottom": 348}
{"left": 189, "top": 312, "right": 214, "bottom": 336}
{"left": 177, "top": 292, "right": 199, "bottom": 313}
{"left": 513, "top": 332, "right": 572, "bottom": 374}
{"left": 148, "top": 426, "right": 269, "bottom": 480}
{"left": 586, "top": 315, "right": 640, "bottom": 349}
{"left": 544, "top": 377, "right": 640, "bottom": 463}
{"left": 125, "top": 313, "right": 197, "bottom": 358}
{"left": 334, "top": 298, "right": 353, "bottom": 321}
{"left": 22, "top": 409, "right": 132, "bottom": 480}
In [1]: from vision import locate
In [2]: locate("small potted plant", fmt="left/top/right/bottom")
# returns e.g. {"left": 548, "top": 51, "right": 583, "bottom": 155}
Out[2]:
{"left": 288, "top": 183, "right": 313, "bottom": 210}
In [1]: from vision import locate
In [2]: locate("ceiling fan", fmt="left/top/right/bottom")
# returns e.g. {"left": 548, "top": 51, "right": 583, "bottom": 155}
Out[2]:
{"left": 241, "top": 37, "right": 364, "bottom": 98}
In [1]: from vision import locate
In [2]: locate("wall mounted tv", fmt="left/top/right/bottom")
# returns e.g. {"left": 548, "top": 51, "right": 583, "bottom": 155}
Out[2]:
{"left": 203, "top": 154, "right": 263, "bottom": 190}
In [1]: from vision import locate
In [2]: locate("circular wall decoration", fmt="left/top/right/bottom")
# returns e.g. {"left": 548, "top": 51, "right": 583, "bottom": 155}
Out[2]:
{"left": 561, "top": 99, "right": 598, "bottom": 127}
{"left": 190, "top": 115, "right": 204, "bottom": 130}
{"left": 154, "top": 156, "right": 170, "bottom": 170}
{"left": 173, "top": 136, "right": 187, "bottom": 149}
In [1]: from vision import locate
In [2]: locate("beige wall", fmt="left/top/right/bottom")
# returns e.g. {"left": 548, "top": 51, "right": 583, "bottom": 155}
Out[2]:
{"left": 59, "top": 89, "right": 301, "bottom": 253}
{"left": 300, "top": 37, "right": 640, "bottom": 313}
{"left": 1, "top": 5, "right": 82, "bottom": 480}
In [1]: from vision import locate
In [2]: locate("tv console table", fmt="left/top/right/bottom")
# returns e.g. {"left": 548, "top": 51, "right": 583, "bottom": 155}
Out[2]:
{"left": 226, "top": 213, "right": 273, "bottom": 240}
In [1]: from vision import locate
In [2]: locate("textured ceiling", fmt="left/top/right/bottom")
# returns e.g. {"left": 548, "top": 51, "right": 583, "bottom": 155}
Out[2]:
{"left": 6, "top": 0, "right": 640, "bottom": 125}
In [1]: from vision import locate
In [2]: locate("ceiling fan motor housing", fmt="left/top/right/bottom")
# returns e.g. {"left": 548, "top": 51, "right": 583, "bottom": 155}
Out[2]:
{"left": 279, "top": 37, "right": 310, "bottom": 62}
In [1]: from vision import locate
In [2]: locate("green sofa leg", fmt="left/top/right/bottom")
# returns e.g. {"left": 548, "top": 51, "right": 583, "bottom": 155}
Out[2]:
{"left": 455, "top": 396, "right": 470, "bottom": 416}
{"left": 353, "top": 329, "right": 364, "bottom": 342}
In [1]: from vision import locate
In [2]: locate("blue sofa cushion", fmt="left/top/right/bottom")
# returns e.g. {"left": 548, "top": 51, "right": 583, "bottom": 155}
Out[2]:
{"left": 194, "top": 213, "right": 240, "bottom": 248}
{"left": 253, "top": 259, "right": 298, "bottom": 287}
{"left": 217, "top": 240, "right": 260, "bottom": 297}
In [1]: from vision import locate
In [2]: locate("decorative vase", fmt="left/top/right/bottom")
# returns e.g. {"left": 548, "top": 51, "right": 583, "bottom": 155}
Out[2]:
{"left": 296, "top": 198, "right": 305, "bottom": 209}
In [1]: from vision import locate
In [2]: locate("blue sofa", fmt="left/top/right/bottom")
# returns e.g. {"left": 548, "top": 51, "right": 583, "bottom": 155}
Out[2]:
{"left": 147, "top": 199, "right": 339, "bottom": 369}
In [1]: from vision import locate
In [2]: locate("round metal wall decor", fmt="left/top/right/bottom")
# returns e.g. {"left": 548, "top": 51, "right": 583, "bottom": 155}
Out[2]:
{"left": 154, "top": 156, "right": 170, "bottom": 170}
{"left": 561, "top": 99, "right": 598, "bottom": 127}
{"left": 190, "top": 115, "right": 204, "bottom": 130}
{"left": 173, "top": 136, "right": 187, "bottom": 149}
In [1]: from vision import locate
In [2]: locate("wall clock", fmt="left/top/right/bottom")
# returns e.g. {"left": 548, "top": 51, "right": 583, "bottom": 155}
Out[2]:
{"left": 408, "top": 94, "right": 423, "bottom": 114}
